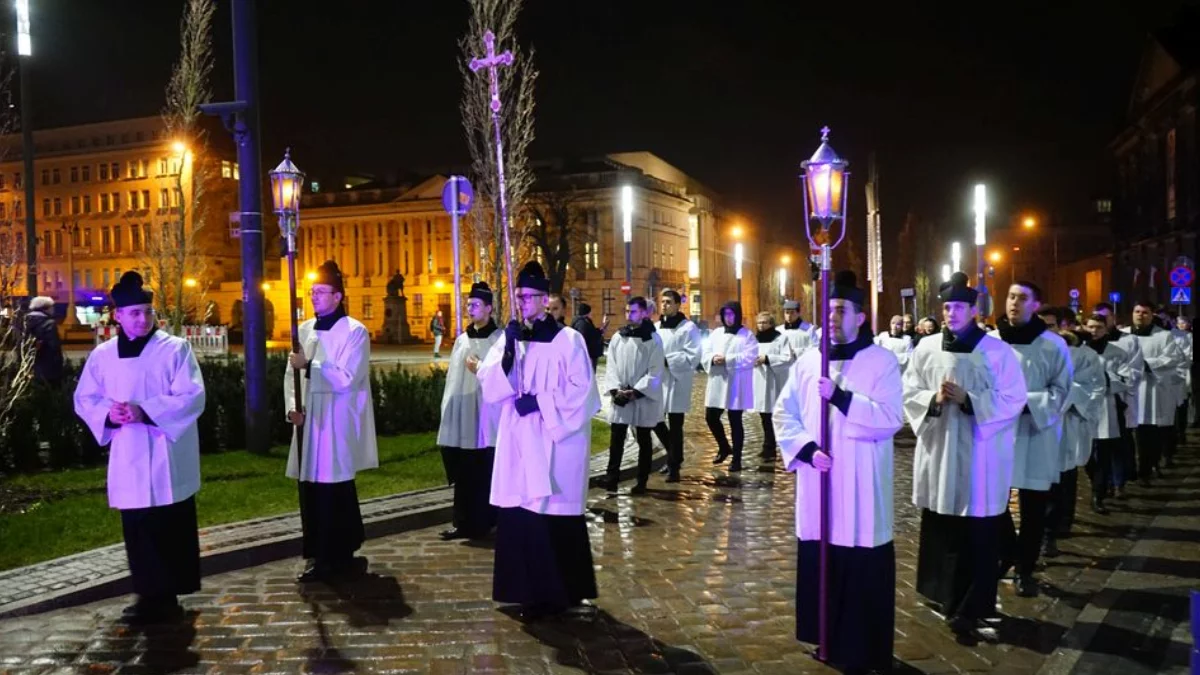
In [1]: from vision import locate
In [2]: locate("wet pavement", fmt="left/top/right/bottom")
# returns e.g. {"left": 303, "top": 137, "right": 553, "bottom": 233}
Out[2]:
{"left": 0, "top": 373, "right": 1196, "bottom": 674}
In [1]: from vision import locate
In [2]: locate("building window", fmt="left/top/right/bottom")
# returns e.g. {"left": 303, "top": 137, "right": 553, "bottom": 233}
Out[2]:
{"left": 160, "top": 188, "right": 170, "bottom": 208}
{"left": 0, "top": 203, "right": 5, "bottom": 219}
{"left": 83, "top": 228, "right": 92, "bottom": 248}
{"left": 100, "top": 193, "right": 110, "bottom": 212}
{"left": 584, "top": 241, "right": 599, "bottom": 270}
{"left": 82, "top": 165, "right": 90, "bottom": 182}
{"left": 131, "top": 223, "right": 142, "bottom": 251}
{"left": 426, "top": 219, "right": 432, "bottom": 236}
{"left": 70, "top": 166, "right": 78, "bottom": 183}
{"left": 602, "top": 288, "right": 614, "bottom": 318}
{"left": 139, "top": 160, "right": 148, "bottom": 178}
{"left": 142, "top": 190, "right": 150, "bottom": 210}
{"left": 54, "top": 230, "right": 63, "bottom": 255}
{"left": 143, "top": 223, "right": 152, "bottom": 247}
{"left": 71, "top": 226, "right": 80, "bottom": 248}
{"left": 173, "top": 189, "right": 181, "bottom": 208}
{"left": 110, "top": 163, "right": 118, "bottom": 180}
{"left": 84, "top": 269, "right": 92, "bottom": 288}
{"left": 41, "top": 169, "right": 48, "bottom": 185}
{"left": 159, "top": 157, "right": 169, "bottom": 175}
{"left": 13, "top": 172, "right": 20, "bottom": 188}
{"left": 102, "top": 269, "right": 110, "bottom": 289}
{"left": 70, "top": 196, "right": 80, "bottom": 214}
{"left": 102, "top": 226, "right": 111, "bottom": 253}
{"left": 53, "top": 198, "right": 62, "bottom": 215}
{"left": 99, "top": 163, "right": 109, "bottom": 181}
{"left": 427, "top": 252, "right": 433, "bottom": 273}
{"left": 52, "top": 169, "right": 60, "bottom": 184}
{"left": 13, "top": 199, "right": 20, "bottom": 218}
{"left": 129, "top": 191, "right": 138, "bottom": 210}
{"left": 42, "top": 231, "right": 51, "bottom": 256}
{"left": 111, "top": 192, "right": 120, "bottom": 211}
{"left": 127, "top": 162, "right": 136, "bottom": 180}
{"left": 42, "top": 271, "right": 49, "bottom": 290}
{"left": 363, "top": 296, "right": 374, "bottom": 320}
{"left": 221, "top": 161, "right": 233, "bottom": 179}
{"left": 691, "top": 292, "right": 702, "bottom": 319}
{"left": 113, "top": 225, "right": 122, "bottom": 253}
{"left": 83, "top": 195, "right": 92, "bottom": 213}
{"left": 42, "top": 198, "right": 50, "bottom": 217}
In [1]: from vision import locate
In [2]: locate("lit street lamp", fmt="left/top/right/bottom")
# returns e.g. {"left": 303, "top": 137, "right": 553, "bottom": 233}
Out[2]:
{"left": 951, "top": 241, "right": 962, "bottom": 273}
{"left": 621, "top": 185, "right": 633, "bottom": 294}
{"left": 17, "top": 0, "right": 36, "bottom": 298}
{"left": 974, "top": 185, "right": 988, "bottom": 318}
{"left": 734, "top": 241, "right": 744, "bottom": 305}
{"left": 269, "top": 148, "right": 306, "bottom": 465}
{"left": 941, "top": 263, "right": 952, "bottom": 283}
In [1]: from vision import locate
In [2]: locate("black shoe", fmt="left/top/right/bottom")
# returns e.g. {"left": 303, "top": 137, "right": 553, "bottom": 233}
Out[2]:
{"left": 630, "top": 483, "right": 648, "bottom": 495}
{"left": 658, "top": 464, "right": 671, "bottom": 475}
{"left": 665, "top": 470, "right": 681, "bottom": 483}
{"left": 1042, "top": 539, "right": 1059, "bottom": 558}
{"left": 296, "top": 560, "right": 327, "bottom": 583}
{"left": 1091, "top": 497, "right": 1110, "bottom": 515}
{"left": 1016, "top": 575, "right": 1039, "bottom": 597}
{"left": 123, "top": 596, "right": 183, "bottom": 624}
{"left": 728, "top": 460, "right": 743, "bottom": 473}
{"left": 440, "top": 528, "right": 470, "bottom": 541}
{"left": 604, "top": 473, "right": 620, "bottom": 493}
{"left": 713, "top": 450, "right": 731, "bottom": 465}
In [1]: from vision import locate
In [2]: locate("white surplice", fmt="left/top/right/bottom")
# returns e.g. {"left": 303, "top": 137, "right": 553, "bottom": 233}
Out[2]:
{"left": 874, "top": 332, "right": 913, "bottom": 372}
{"left": 1112, "top": 331, "right": 1144, "bottom": 429}
{"left": 1090, "top": 340, "right": 1132, "bottom": 441}
{"left": 1062, "top": 343, "right": 1106, "bottom": 470}
{"left": 905, "top": 332, "right": 1028, "bottom": 517}
{"left": 703, "top": 327, "right": 758, "bottom": 411}
{"left": 478, "top": 323, "right": 601, "bottom": 516}
{"left": 774, "top": 343, "right": 903, "bottom": 547}
{"left": 284, "top": 315, "right": 379, "bottom": 483}
{"left": 603, "top": 324, "right": 665, "bottom": 428}
{"left": 437, "top": 324, "right": 503, "bottom": 450}
{"left": 657, "top": 316, "right": 702, "bottom": 414}
{"left": 1125, "top": 325, "right": 1186, "bottom": 426}
{"left": 74, "top": 331, "right": 206, "bottom": 509}
{"left": 779, "top": 320, "right": 815, "bottom": 391}
{"left": 752, "top": 331, "right": 795, "bottom": 414}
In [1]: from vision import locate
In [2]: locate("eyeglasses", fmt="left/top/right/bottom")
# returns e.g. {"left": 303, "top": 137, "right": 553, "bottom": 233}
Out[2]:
{"left": 516, "top": 292, "right": 546, "bottom": 303}
{"left": 310, "top": 289, "right": 336, "bottom": 297}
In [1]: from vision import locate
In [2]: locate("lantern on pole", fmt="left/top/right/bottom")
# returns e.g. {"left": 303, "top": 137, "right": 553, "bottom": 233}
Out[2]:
{"left": 269, "top": 149, "right": 306, "bottom": 465}
{"left": 798, "top": 126, "right": 849, "bottom": 663}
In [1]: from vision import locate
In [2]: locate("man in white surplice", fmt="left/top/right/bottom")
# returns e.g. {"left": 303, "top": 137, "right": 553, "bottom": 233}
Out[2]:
{"left": 703, "top": 301, "right": 758, "bottom": 472}
{"left": 1124, "top": 300, "right": 1186, "bottom": 485}
{"left": 437, "top": 281, "right": 502, "bottom": 541}
{"left": 651, "top": 289, "right": 701, "bottom": 483}
{"left": 905, "top": 272, "right": 1027, "bottom": 640}
{"left": 875, "top": 314, "right": 913, "bottom": 373}
{"left": 774, "top": 270, "right": 902, "bottom": 672}
{"left": 752, "top": 311, "right": 795, "bottom": 462}
{"left": 478, "top": 261, "right": 601, "bottom": 618}
{"left": 74, "top": 271, "right": 206, "bottom": 624}
{"left": 286, "top": 260, "right": 379, "bottom": 583}
{"left": 603, "top": 295, "right": 665, "bottom": 494}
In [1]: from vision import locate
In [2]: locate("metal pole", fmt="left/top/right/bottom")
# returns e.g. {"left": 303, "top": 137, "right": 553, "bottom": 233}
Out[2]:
{"left": 232, "top": 0, "right": 268, "bottom": 454}
{"left": 624, "top": 239, "right": 632, "bottom": 293}
{"left": 450, "top": 177, "right": 464, "bottom": 336}
{"left": 20, "top": 58, "right": 36, "bottom": 299}
{"left": 284, "top": 214, "right": 303, "bottom": 467}
{"left": 64, "top": 222, "right": 77, "bottom": 325}
{"left": 817, "top": 242, "right": 832, "bottom": 661}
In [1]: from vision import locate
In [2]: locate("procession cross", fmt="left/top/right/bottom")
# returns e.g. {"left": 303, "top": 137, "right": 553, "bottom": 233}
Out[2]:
{"left": 470, "top": 31, "right": 513, "bottom": 113}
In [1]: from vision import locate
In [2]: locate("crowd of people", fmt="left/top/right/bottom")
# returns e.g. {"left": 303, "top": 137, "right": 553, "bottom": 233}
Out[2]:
{"left": 66, "top": 258, "right": 1194, "bottom": 674}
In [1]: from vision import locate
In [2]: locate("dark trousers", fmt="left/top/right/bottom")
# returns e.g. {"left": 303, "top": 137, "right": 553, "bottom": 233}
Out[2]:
{"left": 121, "top": 496, "right": 201, "bottom": 601}
{"left": 1045, "top": 469, "right": 1078, "bottom": 538}
{"left": 1134, "top": 425, "right": 1163, "bottom": 479}
{"left": 1002, "top": 488, "right": 1049, "bottom": 577}
{"left": 1162, "top": 417, "right": 1178, "bottom": 464}
{"left": 447, "top": 447, "right": 498, "bottom": 537}
{"left": 1113, "top": 402, "right": 1134, "bottom": 486}
{"left": 1176, "top": 399, "right": 1191, "bottom": 440}
{"left": 705, "top": 407, "right": 744, "bottom": 460}
{"left": 1088, "top": 438, "right": 1120, "bottom": 500}
{"left": 299, "top": 480, "right": 365, "bottom": 568}
{"left": 608, "top": 424, "right": 653, "bottom": 485}
{"left": 652, "top": 412, "right": 686, "bottom": 471}
{"left": 759, "top": 412, "right": 777, "bottom": 457}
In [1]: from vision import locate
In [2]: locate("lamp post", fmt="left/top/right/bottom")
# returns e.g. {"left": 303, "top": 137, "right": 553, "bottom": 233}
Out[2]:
{"left": 734, "top": 242, "right": 744, "bottom": 306}
{"left": 621, "top": 185, "right": 633, "bottom": 294}
{"left": 974, "top": 185, "right": 988, "bottom": 318}
{"left": 16, "top": 0, "right": 36, "bottom": 299}
{"left": 798, "top": 126, "right": 849, "bottom": 663}
{"left": 941, "top": 263, "right": 952, "bottom": 283}
{"left": 61, "top": 221, "right": 79, "bottom": 326}
{"left": 269, "top": 149, "right": 305, "bottom": 466}
{"left": 779, "top": 254, "right": 791, "bottom": 306}
{"left": 951, "top": 241, "right": 962, "bottom": 273}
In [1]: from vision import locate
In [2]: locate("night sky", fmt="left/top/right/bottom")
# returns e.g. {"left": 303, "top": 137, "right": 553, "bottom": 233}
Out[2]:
{"left": 10, "top": 0, "right": 1192, "bottom": 248}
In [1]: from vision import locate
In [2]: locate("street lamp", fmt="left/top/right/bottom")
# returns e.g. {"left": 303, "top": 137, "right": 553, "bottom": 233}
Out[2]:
{"left": 951, "top": 241, "right": 962, "bottom": 273}
{"left": 941, "top": 264, "right": 952, "bottom": 283}
{"left": 17, "top": 0, "right": 36, "bottom": 298}
{"left": 973, "top": 185, "right": 989, "bottom": 319}
{"left": 621, "top": 185, "right": 633, "bottom": 294}
{"left": 269, "top": 148, "right": 306, "bottom": 465}
{"left": 1023, "top": 216, "right": 1036, "bottom": 229}
{"left": 734, "top": 242, "right": 744, "bottom": 305}
{"left": 798, "top": 126, "right": 849, "bottom": 664}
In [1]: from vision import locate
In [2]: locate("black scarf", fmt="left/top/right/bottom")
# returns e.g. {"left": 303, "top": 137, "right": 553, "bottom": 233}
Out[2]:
{"left": 998, "top": 315, "right": 1047, "bottom": 345}
{"left": 1130, "top": 324, "right": 1155, "bottom": 337}
{"left": 315, "top": 306, "right": 347, "bottom": 331}
{"left": 783, "top": 319, "right": 805, "bottom": 331}
{"left": 755, "top": 328, "right": 781, "bottom": 343}
{"left": 659, "top": 313, "right": 685, "bottom": 330}
{"left": 1085, "top": 331, "right": 1108, "bottom": 356}
{"left": 942, "top": 323, "right": 987, "bottom": 354}
{"left": 830, "top": 325, "right": 873, "bottom": 361}
{"left": 117, "top": 327, "right": 158, "bottom": 359}
{"left": 619, "top": 318, "right": 656, "bottom": 341}
{"left": 522, "top": 314, "right": 562, "bottom": 343}
{"left": 467, "top": 319, "right": 498, "bottom": 339}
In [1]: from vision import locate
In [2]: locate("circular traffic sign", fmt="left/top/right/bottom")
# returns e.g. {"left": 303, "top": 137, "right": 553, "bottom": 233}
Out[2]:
{"left": 1068, "top": 288, "right": 1080, "bottom": 299}
{"left": 1169, "top": 266, "right": 1193, "bottom": 288}
{"left": 620, "top": 281, "right": 631, "bottom": 294}
{"left": 441, "top": 176, "right": 474, "bottom": 216}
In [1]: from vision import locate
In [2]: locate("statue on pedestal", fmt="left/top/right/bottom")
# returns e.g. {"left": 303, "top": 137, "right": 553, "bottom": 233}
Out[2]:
{"left": 386, "top": 271, "right": 405, "bottom": 298}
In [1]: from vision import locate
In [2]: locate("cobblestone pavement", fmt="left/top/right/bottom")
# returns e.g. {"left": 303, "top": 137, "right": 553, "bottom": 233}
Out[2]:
{"left": 0, "top": 373, "right": 1196, "bottom": 674}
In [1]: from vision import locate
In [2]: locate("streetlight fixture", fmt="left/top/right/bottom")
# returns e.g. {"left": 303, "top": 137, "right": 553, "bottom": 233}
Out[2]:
{"left": 941, "top": 264, "right": 952, "bottom": 283}
{"left": 974, "top": 184, "right": 988, "bottom": 317}
{"left": 269, "top": 148, "right": 306, "bottom": 466}
{"left": 17, "top": 0, "right": 35, "bottom": 298}
{"left": 951, "top": 241, "right": 962, "bottom": 273}
{"left": 1023, "top": 216, "right": 1036, "bottom": 229}
{"left": 621, "top": 185, "right": 633, "bottom": 294}
{"left": 798, "top": 126, "right": 849, "bottom": 663}
{"left": 734, "top": 242, "right": 744, "bottom": 305}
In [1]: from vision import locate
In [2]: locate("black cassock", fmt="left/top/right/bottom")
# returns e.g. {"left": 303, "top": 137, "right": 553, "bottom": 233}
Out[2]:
{"left": 493, "top": 507, "right": 597, "bottom": 608}
{"left": 121, "top": 496, "right": 201, "bottom": 600}
{"left": 299, "top": 480, "right": 364, "bottom": 566}
{"left": 796, "top": 540, "right": 895, "bottom": 672}
{"left": 915, "top": 510, "right": 1003, "bottom": 620}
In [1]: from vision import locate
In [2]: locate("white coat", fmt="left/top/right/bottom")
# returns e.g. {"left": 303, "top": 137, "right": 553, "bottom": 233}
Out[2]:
{"left": 1126, "top": 326, "right": 1186, "bottom": 426}
{"left": 603, "top": 324, "right": 665, "bottom": 428}
{"left": 1112, "top": 331, "right": 1144, "bottom": 429}
{"left": 703, "top": 327, "right": 758, "bottom": 411}
{"left": 774, "top": 343, "right": 903, "bottom": 548}
{"left": 990, "top": 328, "right": 1073, "bottom": 491}
{"left": 657, "top": 316, "right": 702, "bottom": 414}
{"left": 437, "top": 324, "right": 502, "bottom": 449}
{"left": 74, "top": 331, "right": 206, "bottom": 510}
{"left": 874, "top": 332, "right": 913, "bottom": 372}
{"left": 1172, "top": 328, "right": 1192, "bottom": 399}
{"left": 905, "top": 331, "right": 1028, "bottom": 517}
{"left": 779, "top": 321, "right": 815, "bottom": 391}
{"left": 752, "top": 331, "right": 795, "bottom": 414}
{"left": 478, "top": 322, "right": 601, "bottom": 516}
{"left": 285, "top": 315, "right": 379, "bottom": 483}
{"left": 1062, "top": 343, "right": 1106, "bottom": 471}
{"left": 1090, "top": 340, "right": 1133, "bottom": 440}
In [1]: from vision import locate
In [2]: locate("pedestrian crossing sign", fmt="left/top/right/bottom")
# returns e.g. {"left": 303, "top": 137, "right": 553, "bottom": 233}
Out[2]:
{"left": 1171, "top": 287, "right": 1191, "bottom": 305}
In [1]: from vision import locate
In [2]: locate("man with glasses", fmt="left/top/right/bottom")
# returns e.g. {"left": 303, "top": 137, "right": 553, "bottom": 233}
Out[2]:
{"left": 74, "top": 271, "right": 206, "bottom": 624}
{"left": 478, "top": 261, "right": 602, "bottom": 619}
{"left": 286, "top": 260, "right": 379, "bottom": 583}
{"left": 437, "top": 282, "right": 502, "bottom": 541}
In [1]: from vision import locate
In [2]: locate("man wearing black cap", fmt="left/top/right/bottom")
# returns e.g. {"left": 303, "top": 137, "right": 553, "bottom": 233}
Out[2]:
{"left": 703, "top": 301, "right": 758, "bottom": 472}
{"left": 437, "top": 282, "right": 502, "bottom": 541}
{"left": 286, "top": 260, "right": 379, "bottom": 583}
{"left": 774, "top": 271, "right": 903, "bottom": 673}
{"left": 74, "top": 271, "right": 207, "bottom": 623}
{"left": 478, "top": 261, "right": 602, "bottom": 618}
{"left": 992, "top": 281, "right": 1073, "bottom": 598}
{"left": 905, "top": 272, "right": 1027, "bottom": 639}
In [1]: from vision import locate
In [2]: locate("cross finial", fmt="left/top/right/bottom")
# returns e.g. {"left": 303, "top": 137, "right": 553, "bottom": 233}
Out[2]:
{"left": 469, "top": 30, "right": 515, "bottom": 113}
{"left": 284, "top": 146, "right": 291, "bottom": 161}
{"left": 820, "top": 126, "right": 831, "bottom": 141}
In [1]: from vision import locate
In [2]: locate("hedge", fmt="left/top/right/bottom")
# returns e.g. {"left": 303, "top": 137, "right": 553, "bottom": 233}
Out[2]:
{"left": 0, "top": 352, "right": 446, "bottom": 474}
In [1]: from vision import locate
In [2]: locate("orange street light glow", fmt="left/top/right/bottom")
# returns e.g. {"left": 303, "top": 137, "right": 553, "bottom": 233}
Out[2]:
{"left": 261, "top": 282, "right": 271, "bottom": 292}
{"left": 731, "top": 225, "right": 744, "bottom": 239}
{"left": 781, "top": 254, "right": 792, "bottom": 265}
{"left": 306, "top": 271, "right": 317, "bottom": 281}
{"left": 1023, "top": 217, "right": 1036, "bottom": 229}
{"left": 988, "top": 251, "right": 1002, "bottom": 263}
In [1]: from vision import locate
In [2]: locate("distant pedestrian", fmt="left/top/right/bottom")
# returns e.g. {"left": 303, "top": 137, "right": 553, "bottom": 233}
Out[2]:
{"left": 570, "top": 303, "right": 605, "bottom": 372}
{"left": 22, "top": 296, "right": 64, "bottom": 387}
{"left": 430, "top": 310, "right": 446, "bottom": 359}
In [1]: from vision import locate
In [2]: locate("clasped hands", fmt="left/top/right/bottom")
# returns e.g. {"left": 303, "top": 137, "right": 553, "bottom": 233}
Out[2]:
{"left": 935, "top": 379, "right": 967, "bottom": 406}
{"left": 108, "top": 401, "right": 147, "bottom": 426}
{"left": 611, "top": 388, "right": 637, "bottom": 407}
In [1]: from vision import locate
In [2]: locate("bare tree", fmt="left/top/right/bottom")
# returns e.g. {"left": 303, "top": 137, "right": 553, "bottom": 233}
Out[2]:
{"left": 522, "top": 188, "right": 586, "bottom": 295}
{"left": 458, "top": 0, "right": 538, "bottom": 319}
{"left": 140, "top": 0, "right": 216, "bottom": 333}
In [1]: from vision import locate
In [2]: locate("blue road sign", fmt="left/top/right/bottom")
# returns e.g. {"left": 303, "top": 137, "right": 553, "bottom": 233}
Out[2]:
{"left": 1169, "top": 266, "right": 1193, "bottom": 288}
{"left": 1171, "top": 287, "right": 1191, "bottom": 305}
{"left": 1069, "top": 288, "right": 1080, "bottom": 299}
{"left": 441, "top": 176, "right": 474, "bottom": 216}
{"left": 1109, "top": 291, "right": 1121, "bottom": 304}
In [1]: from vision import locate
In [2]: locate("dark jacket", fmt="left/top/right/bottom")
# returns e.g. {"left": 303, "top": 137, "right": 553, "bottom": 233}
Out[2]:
{"left": 571, "top": 315, "right": 604, "bottom": 370}
{"left": 23, "top": 310, "right": 64, "bottom": 384}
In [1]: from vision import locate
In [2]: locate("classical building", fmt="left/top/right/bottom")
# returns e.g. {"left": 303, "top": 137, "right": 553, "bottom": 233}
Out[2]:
{"left": 263, "top": 152, "right": 763, "bottom": 341}
{"left": 1108, "top": 9, "right": 1198, "bottom": 313}
{"left": 0, "top": 116, "right": 241, "bottom": 324}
